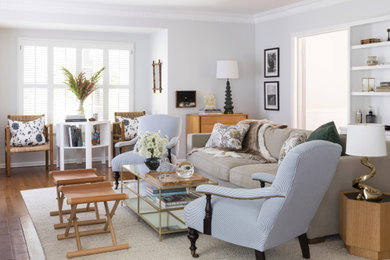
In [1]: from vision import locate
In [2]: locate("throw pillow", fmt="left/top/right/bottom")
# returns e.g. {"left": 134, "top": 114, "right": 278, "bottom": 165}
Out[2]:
{"left": 278, "top": 133, "right": 307, "bottom": 165}
{"left": 307, "top": 121, "right": 344, "bottom": 154}
{"left": 8, "top": 117, "right": 46, "bottom": 147}
{"left": 116, "top": 116, "right": 139, "bottom": 140}
{"left": 205, "top": 123, "right": 250, "bottom": 150}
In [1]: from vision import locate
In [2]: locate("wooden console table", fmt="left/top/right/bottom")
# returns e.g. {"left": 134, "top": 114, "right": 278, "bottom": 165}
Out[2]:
{"left": 186, "top": 113, "right": 248, "bottom": 134}
{"left": 340, "top": 191, "right": 390, "bottom": 260}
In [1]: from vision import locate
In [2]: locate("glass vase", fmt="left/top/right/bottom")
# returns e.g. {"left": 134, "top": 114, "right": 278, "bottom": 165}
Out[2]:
{"left": 144, "top": 157, "right": 160, "bottom": 171}
{"left": 77, "top": 99, "right": 85, "bottom": 115}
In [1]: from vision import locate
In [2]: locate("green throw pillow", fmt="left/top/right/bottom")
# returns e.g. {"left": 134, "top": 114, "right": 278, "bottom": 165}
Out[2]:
{"left": 307, "top": 121, "right": 345, "bottom": 154}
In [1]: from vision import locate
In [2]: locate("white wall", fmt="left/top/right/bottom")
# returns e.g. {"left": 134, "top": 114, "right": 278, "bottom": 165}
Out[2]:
{"left": 0, "top": 9, "right": 256, "bottom": 165}
{"left": 0, "top": 28, "right": 152, "bottom": 166}
{"left": 255, "top": 0, "right": 390, "bottom": 126}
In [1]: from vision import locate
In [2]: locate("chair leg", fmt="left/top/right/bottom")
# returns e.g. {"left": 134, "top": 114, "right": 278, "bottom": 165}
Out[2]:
{"left": 298, "top": 233, "right": 310, "bottom": 259}
{"left": 255, "top": 250, "right": 266, "bottom": 260}
{"left": 45, "top": 151, "right": 49, "bottom": 170}
{"left": 5, "top": 151, "right": 11, "bottom": 177}
{"left": 187, "top": 228, "right": 199, "bottom": 258}
{"left": 113, "top": 172, "right": 120, "bottom": 190}
{"left": 50, "top": 148, "right": 54, "bottom": 170}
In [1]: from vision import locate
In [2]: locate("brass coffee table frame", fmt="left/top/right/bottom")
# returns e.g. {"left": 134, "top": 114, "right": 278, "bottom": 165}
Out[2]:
{"left": 120, "top": 163, "right": 217, "bottom": 241}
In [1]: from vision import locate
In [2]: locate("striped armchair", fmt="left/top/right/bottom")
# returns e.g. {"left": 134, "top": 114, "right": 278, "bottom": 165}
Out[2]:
{"left": 112, "top": 111, "right": 145, "bottom": 156}
{"left": 5, "top": 114, "right": 53, "bottom": 176}
{"left": 184, "top": 140, "right": 341, "bottom": 260}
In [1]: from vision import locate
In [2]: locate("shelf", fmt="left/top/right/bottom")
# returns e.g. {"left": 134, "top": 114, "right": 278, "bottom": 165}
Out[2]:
{"left": 351, "top": 64, "right": 390, "bottom": 71}
{"left": 351, "top": 92, "right": 390, "bottom": 96}
{"left": 351, "top": 41, "right": 390, "bottom": 49}
{"left": 63, "top": 144, "right": 109, "bottom": 149}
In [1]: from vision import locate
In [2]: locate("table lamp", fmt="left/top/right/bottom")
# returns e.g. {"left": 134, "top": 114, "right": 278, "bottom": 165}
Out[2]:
{"left": 346, "top": 124, "right": 387, "bottom": 201}
{"left": 216, "top": 60, "right": 239, "bottom": 114}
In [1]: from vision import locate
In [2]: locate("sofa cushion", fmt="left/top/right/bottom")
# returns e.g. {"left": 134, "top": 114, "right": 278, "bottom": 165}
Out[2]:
{"left": 205, "top": 123, "right": 250, "bottom": 150}
{"left": 229, "top": 163, "right": 279, "bottom": 188}
{"left": 264, "top": 128, "right": 292, "bottom": 159}
{"left": 188, "top": 151, "right": 258, "bottom": 181}
{"left": 116, "top": 116, "right": 139, "bottom": 140}
{"left": 278, "top": 133, "right": 307, "bottom": 165}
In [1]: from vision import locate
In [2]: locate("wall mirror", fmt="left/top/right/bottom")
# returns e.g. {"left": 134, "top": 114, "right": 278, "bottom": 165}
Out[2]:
{"left": 153, "top": 60, "right": 162, "bottom": 93}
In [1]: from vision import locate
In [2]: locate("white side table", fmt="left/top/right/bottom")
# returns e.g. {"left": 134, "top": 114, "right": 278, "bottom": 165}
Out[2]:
{"left": 56, "top": 120, "right": 112, "bottom": 170}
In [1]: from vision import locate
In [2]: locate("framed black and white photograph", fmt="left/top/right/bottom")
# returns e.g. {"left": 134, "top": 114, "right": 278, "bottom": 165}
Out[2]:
{"left": 264, "top": 47, "right": 279, "bottom": 78}
{"left": 264, "top": 81, "right": 279, "bottom": 111}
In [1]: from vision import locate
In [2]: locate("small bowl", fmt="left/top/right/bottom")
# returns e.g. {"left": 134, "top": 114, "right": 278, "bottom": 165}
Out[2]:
{"left": 176, "top": 161, "right": 194, "bottom": 179}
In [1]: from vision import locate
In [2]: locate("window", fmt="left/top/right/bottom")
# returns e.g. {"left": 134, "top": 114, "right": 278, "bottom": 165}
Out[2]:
{"left": 294, "top": 30, "right": 348, "bottom": 130}
{"left": 19, "top": 38, "right": 134, "bottom": 124}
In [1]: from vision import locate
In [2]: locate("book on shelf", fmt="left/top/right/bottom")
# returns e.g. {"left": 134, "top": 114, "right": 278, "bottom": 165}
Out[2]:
{"left": 65, "top": 115, "right": 87, "bottom": 122}
{"left": 376, "top": 86, "right": 390, "bottom": 92}
{"left": 155, "top": 193, "right": 198, "bottom": 207}
{"left": 198, "top": 109, "right": 223, "bottom": 115}
{"left": 67, "top": 126, "right": 83, "bottom": 147}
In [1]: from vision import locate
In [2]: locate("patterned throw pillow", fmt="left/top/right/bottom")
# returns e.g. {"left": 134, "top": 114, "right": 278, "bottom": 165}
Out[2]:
{"left": 8, "top": 117, "right": 46, "bottom": 147}
{"left": 205, "top": 123, "right": 250, "bottom": 150}
{"left": 116, "top": 116, "right": 139, "bottom": 140}
{"left": 278, "top": 133, "right": 307, "bottom": 165}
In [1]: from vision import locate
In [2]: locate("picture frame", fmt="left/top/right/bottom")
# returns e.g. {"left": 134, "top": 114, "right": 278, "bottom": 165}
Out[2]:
{"left": 264, "top": 81, "right": 279, "bottom": 111}
{"left": 176, "top": 91, "right": 196, "bottom": 108}
{"left": 152, "top": 60, "right": 162, "bottom": 93}
{"left": 264, "top": 47, "right": 279, "bottom": 78}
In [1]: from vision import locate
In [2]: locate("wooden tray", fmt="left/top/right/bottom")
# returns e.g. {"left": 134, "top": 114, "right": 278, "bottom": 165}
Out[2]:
{"left": 147, "top": 171, "right": 209, "bottom": 186}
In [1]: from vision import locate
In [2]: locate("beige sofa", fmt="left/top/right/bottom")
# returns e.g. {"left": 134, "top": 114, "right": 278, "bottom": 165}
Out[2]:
{"left": 187, "top": 127, "right": 390, "bottom": 240}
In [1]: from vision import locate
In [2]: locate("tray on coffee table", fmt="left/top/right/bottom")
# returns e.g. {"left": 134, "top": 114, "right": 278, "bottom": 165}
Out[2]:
{"left": 146, "top": 171, "right": 209, "bottom": 186}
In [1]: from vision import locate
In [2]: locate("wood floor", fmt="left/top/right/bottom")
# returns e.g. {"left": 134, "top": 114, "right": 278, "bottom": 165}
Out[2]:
{"left": 0, "top": 162, "right": 115, "bottom": 259}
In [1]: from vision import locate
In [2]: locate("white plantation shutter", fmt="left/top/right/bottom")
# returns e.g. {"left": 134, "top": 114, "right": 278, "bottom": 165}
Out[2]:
{"left": 19, "top": 39, "right": 134, "bottom": 124}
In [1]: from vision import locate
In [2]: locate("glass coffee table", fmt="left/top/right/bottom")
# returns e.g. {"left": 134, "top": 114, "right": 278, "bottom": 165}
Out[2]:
{"left": 120, "top": 162, "right": 217, "bottom": 241}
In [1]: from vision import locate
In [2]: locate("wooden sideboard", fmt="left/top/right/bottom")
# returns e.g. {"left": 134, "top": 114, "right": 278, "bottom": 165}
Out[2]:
{"left": 186, "top": 113, "right": 249, "bottom": 134}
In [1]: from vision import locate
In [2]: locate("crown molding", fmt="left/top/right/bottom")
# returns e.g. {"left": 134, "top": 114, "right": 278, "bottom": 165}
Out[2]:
{"left": 0, "top": 0, "right": 254, "bottom": 24}
{"left": 254, "top": 0, "right": 354, "bottom": 24}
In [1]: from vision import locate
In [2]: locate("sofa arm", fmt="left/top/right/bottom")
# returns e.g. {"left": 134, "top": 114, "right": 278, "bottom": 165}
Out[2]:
{"left": 187, "top": 133, "right": 211, "bottom": 151}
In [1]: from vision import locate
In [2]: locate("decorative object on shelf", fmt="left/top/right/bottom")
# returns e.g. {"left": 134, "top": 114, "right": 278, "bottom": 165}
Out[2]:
{"left": 216, "top": 60, "right": 239, "bottom": 114}
{"left": 360, "top": 38, "right": 381, "bottom": 45}
{"left": 362, "top": 78, "right": 375, "bottom": 92}
{"left": 203, "top": 94, "right": 216, "bottom": 110}
{"left": 176, "top": 91, "right": 196, "bottom": 108}
{"left": 366, "top": 56, "right": 378, "bottom": 66}
{"left": 355, "top": 109, "right": 362, "bottom": 124}
{"left": 346, "top": 124, "right": 387, "bottom": 201}
{"left": 152, "top": 60, "right": 162, "bottom": 93}
{"left": 387, "top": 28, "right": 390, "bottom": 41}
{"left": 134, "top": 131, "right": 169, "bottom": 171}
{"left": 264, "top": 47, "right": 280, "bottom": 78}
{"left": 62, "top": 67, "right": 105, "bottom": 115}
{"left": 366, "top": 106, "right": 377, "bottom": 123}
{"left": 92, "top": 125, "right": 100, "bottom": 145}
{"left": 176, "top": 161, "right": 194, "bottom": 179}
{"left": 264, "top": 81, "right": 279, "bottom": 110}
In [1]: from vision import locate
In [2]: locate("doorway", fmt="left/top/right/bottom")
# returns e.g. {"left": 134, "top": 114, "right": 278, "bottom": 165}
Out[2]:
{"left": 294, "top": 29, "right": 349, "bottom": 130}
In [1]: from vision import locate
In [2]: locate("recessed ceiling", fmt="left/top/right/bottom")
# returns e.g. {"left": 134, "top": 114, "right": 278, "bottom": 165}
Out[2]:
{"left": 59, "top": 0, "right": 307, "bottom": 15}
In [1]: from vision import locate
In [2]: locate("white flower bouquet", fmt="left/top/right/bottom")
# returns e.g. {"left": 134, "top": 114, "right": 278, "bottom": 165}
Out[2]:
{"left": 135, "top": 131, "right": 169, "bottom": 159}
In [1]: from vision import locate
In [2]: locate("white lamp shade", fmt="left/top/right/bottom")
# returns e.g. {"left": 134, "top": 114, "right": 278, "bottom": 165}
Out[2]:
{"left": 346, "top": 124, "right": 387, "bottom": 157}
{"left": 216, "top": 60, "right": 239, "bottom": 79}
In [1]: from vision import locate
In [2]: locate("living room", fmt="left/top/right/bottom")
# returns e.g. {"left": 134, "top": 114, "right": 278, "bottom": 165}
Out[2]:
{"left": 1, "top": 0, "right": 390, "bottom": 259}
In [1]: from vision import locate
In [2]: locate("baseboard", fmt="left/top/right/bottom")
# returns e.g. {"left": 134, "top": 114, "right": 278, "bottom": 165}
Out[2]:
{"left": 0, "top": 157, "right": 107, "bottom": 169}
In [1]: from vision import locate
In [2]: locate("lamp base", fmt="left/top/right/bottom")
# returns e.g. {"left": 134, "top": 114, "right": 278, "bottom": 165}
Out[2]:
{"left": 352, "top": 157, "right": 383, "bottom": 201}
{"left": 224, "top": 80, "right": 234, "bottom": 114}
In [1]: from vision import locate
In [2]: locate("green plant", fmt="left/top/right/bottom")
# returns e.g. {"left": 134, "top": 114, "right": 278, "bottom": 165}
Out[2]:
{"left": 62, "top": 67, "right": 105, "bottom": 101}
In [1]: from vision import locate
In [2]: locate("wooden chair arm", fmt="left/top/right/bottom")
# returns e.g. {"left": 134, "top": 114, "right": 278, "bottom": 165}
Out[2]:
{"left": 121, "top": 121, "right": 125, "bottom": 141}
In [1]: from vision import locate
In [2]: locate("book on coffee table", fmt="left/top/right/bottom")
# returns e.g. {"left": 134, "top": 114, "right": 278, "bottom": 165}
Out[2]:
{"left": 155, "top": 193, "right": 198, "bottom": 208}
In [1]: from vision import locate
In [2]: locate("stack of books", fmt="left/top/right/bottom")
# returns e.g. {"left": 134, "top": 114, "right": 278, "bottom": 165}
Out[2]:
{"left": 145, "top": 186, "right": 187, "bottom": 198}
{"left": 198, "top": 109, "right": 222, "bottom": 115}
{"left": 376, "top": 82, "right": 390, "bottom": 92}
{"left": 65, "top": 115, "right": 87, "bottom": 122}
{"left": 155, "top": 193, "right": 198, "bottom": 208}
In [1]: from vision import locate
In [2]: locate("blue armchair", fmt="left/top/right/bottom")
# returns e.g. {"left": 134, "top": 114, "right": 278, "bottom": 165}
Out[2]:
{"left": 184, "top": 140, "right": 341, "bottom": 259}
{"left": 111, "top": 114, "right": 181, "bottom": 188}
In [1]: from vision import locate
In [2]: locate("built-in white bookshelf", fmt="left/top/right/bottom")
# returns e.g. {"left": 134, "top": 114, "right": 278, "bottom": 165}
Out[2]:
{"left": 350, "top": 18, "right": 390, "bottom": 125}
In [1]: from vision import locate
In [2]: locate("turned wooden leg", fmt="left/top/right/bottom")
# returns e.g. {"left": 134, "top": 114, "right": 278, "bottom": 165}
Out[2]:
{"left": 255, "top": 250, "right": 266, "bottom": 260}
{"left": 6, "top": 150, "right": 11, "bottom": 177}
{"left": 260, "top": 181, "right": 265, "bottom": 188}
{"left": 187, "top": 228, "right": 199, "bottom": 258}
{"left": 298, "top": 233, "right": 310, "bottom": 259}
{"left": 113, "top": 172, "right": 120, "bottom": 190}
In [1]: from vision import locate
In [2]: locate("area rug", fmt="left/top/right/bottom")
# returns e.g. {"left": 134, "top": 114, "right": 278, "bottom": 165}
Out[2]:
{"left": 21, "top": 187, "right": 362, "bottom": 260}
